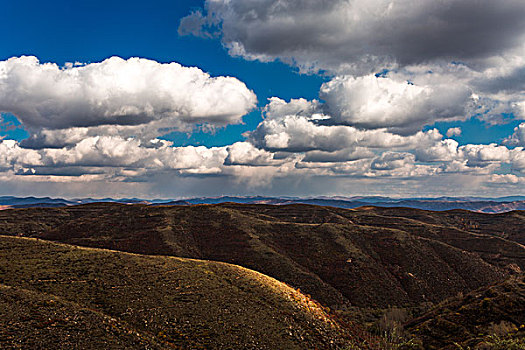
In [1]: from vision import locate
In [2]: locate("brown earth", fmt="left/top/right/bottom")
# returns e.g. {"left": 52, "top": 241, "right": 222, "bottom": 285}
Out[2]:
{"left": 1, "top": 203, "right": 525, "bottom": 349}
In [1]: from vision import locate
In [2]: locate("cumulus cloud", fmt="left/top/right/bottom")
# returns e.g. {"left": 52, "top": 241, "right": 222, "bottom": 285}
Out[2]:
{"left": 371, "top": 152, "right": 415, "bottom": 171}
{"left": 302, "top": 147, "right": 374, "bottom": 163}
{"left": 224, "top": 142, "right": 282, "bottom": 166}
{"left": 0, "top": 56, "right": 257, "bottom": 147}
{"left": 504, "top": 123, "right": 525, "bottom": 146}
{"left": 0, "top": 136, "right": 230, "bottom": 177}
{"left": 41, "top": 136, "right": 152, "bottom": 168}
{"left": 415, "top": 139, "right": 460, "bottom": 162}
{"left": 248, "top": 97, "right": 444, "bottom": 151}
{"left": 181, "top": 1, "right": 525, "bottom": 130}
{"left": 255, "top": 66, "right": 522, "bottom": 138}
{"left": 316, "top": 64, "right": 524, "bottom": 132}
{"left": 510, "top": 148, "right": 525, "bottom": 172}
{"left": 178, "top": 10, "right": 214, "bottom": 38}
{"left": 0, "top": 134, "right": 524, "bottom": 197}
{"left": 416, "top": 138, "right": 525, "bottom": 171}
{"left": 460, "top": 143, "right": 511, "bottom": 167}
{"left": 320, "top": 74, "right": 472, "bottom": 133}
{"left": 486, "top": 173, "right": 525, "bottom": 185}
{"left": 19, "top": 69, "right": 506, "bottom": 197}
{"left": 446, "top": 127, "right": 462, "bottom": 138}
{"left": 20, "top": 128, "right": 91, "bottom": 149}
{"left": 0, "top": 140, "right": 42, "bottom": 169}
{"left": 1, "top": 1, "right": 525, "bottom": 197}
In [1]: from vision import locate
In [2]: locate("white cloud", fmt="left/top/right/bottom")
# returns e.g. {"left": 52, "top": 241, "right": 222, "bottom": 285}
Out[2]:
{"left": 0, "top": 56, "right": 257, "bottom": 146}
{"left": 160, "top": 145, "right": 228, "bottom": 173}
{"left": 2, "top": 1, "right": 525, "bottom": 198}
{"left": 225, "top": 142, "right": 281, "bottom": 166}
{"left": 249, "top": 98, "right": 444, "bottom": 152}
{"left": 41, "top": 136, "right": 151, "bottom": 167}
{"left": 302, "top": 147, "right": 374, "bottom": 163}
{"left": 181, "top": 1, "right": 525, "bottom": 130}
{"left": 460, "top": 143, "right": 511, "bottom": 167}
{"left": 320, "top": 74, "right": 472, "bottom": 133}
{"left": 371, "top": 152, "right": 415, "bottom": 171}
{"left": 0, "top": 136, "right": 231, "bottom": 178}
{"left": 487, "top": 173, "right": 525, "bottom": 184}
{"left": 0, "top": 140, "right": 42, "bottom": 169}
{"left": 20, "top": 127, "right": 91, "bottom": 149}
{"left": 317, "top": 65, "right": 525, "bottom": 132}
{"left": 416, "top": 139, "right": 460, "bottom": 162}
{"left": 263, "top": 97, "right": 323, "bottom": 120}
{"left": 446, "top": 127, "right": 462, "bottom": 138}
{"left": 509, "top": 147, "right": 525, "bottom": 172}
{"left": 504, "top": 123, "right": 525, "bottom": 146}
{"left": 0, "top": 135, "right": 523, "bottom": 197}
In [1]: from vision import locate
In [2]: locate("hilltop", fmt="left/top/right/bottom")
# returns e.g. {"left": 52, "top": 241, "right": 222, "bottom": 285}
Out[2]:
{"left": 0, "top": 235, "right": 357, "bottom": 349}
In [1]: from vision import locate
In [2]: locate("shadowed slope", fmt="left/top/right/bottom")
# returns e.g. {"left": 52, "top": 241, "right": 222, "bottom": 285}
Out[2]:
{"left": 405, "top": 274, "right": 525, "bottom": 349}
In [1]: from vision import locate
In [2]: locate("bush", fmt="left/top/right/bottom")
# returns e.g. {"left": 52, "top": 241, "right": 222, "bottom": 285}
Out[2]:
{"left": 477, "top": 335, "right": 525, "bottom": 350}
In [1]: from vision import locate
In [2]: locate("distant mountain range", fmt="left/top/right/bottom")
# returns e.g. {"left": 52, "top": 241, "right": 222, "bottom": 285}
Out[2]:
{"left": 1, "top": 195, "right": 525, "bottom": 213}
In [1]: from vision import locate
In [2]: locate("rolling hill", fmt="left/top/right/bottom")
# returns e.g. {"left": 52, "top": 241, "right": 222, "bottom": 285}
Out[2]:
{"left": 1, "top": 203, "right": 523, "bottom": 310}
{"left": 0, "top": 235, "right": 357, "bottom": 349}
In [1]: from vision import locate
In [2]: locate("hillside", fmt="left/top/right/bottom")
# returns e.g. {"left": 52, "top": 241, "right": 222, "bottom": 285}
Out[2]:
{"left": 162, "top": 196, "right": 525, "bottom": 213}
{"left": 405, "top": 274, "right": 525, "bottom": 349}
{"left": 0, "top": 284, "right": 164, "bottom": 349}
{"left": 0, "top": 235, "right": 357, "bottom": 350}
{"left": 0, "top": 203, "right": 523, "bottom": 309}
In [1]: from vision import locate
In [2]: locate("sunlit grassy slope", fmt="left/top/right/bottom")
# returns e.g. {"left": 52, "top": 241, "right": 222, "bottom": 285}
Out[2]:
{"left": 0, "top": 235, "right": 357, "bottom": 350}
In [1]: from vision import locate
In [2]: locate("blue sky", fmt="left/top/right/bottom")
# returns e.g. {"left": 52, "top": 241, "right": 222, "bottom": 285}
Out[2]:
{"left": 0, "top": 0, "right": 524, "bottom": 198}
{"left": 2, "top": 0, "right": 325, "bottom": 146}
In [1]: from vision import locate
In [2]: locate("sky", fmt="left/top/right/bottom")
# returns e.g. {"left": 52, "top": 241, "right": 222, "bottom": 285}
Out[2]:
{"left": 0, "top": 0, "right": 525, "bottom": 198}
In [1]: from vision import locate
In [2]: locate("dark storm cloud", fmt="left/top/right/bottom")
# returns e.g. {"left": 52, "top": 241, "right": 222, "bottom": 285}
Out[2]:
{"left": 180, "top": 0, "right": 525, "bottom": 74}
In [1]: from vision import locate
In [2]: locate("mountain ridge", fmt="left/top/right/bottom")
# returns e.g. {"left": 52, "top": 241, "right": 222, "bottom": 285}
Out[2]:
{"left": 1, "top": 203, "right": 523, "bottom": 309}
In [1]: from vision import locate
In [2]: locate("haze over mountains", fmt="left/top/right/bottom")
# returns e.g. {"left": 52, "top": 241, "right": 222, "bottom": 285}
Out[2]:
{"left": 2, "top": 195, "right": 525, "bottom": 213}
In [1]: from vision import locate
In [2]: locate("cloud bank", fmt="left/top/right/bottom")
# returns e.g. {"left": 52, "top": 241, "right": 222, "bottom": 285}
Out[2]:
{"left": 1, "top": 0, "right": 525, "bottom": 198}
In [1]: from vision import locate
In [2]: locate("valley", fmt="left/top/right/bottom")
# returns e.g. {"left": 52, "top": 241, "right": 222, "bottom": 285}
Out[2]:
{"left": 0, "top": 203, "right": 524, "bottom": 349}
